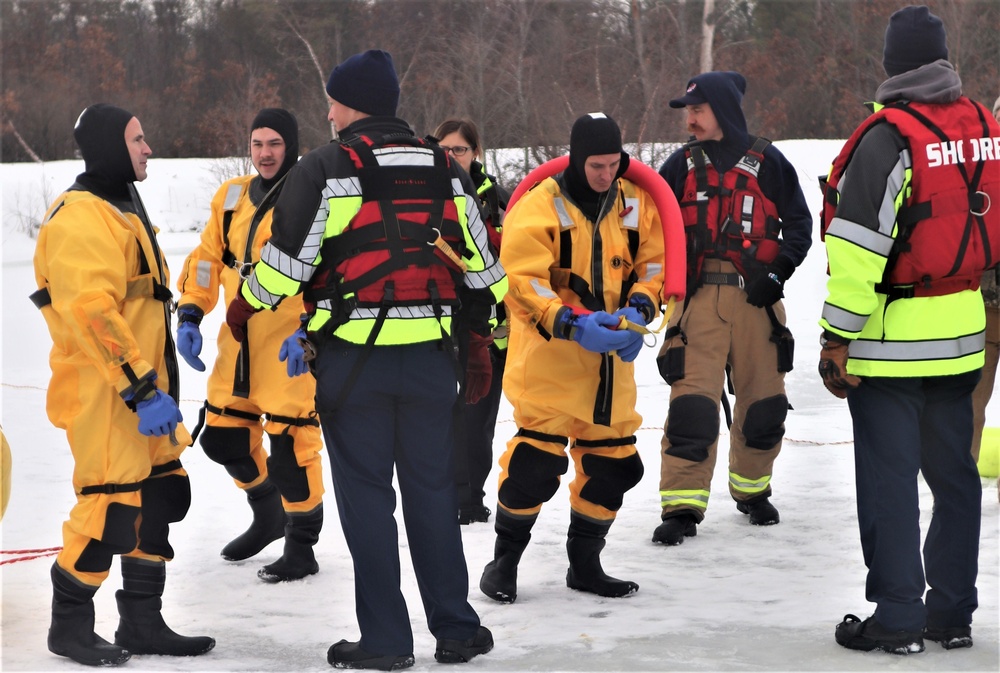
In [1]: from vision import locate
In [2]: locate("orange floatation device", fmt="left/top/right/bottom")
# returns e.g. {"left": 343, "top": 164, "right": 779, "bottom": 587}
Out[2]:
{"left": 505, "top": 155, "right": 686, "bottom": 332}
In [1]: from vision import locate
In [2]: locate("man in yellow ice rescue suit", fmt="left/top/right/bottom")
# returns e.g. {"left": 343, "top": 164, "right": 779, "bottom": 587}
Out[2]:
{"left": 32, "top": 104, "right": 214, "bottom": 667}
{"left": 479, "top": 112, "right": 665, "bottom": 603}
{"left": 175, "top": 108, "right": 325, "bottom": 582}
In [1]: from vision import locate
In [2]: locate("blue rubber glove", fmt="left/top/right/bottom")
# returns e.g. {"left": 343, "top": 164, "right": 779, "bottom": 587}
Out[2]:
{"left": 136, "top": 390, "right": 183, "bottom": 437}
{"left": 279, "top": 329, "right": 310, "bottom": 377}
{"left": 612, "top": 306, "right": 646, "bottom": 362}
{"left": 176, "top": 321, "right": 205, "bottom": 372}
{"left": 564, "top": 310, "right": 634, "bottom": 354}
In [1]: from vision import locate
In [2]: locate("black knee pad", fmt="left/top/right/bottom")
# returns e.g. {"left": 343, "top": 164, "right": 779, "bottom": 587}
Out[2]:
{"left": 266, "top": 433, "right": 310, "bottom": 503}
{"left": 665, "top": 395, "right": 719, "bottom": 462}
{"left": 74, "top": 502, "right": 140, "bottom": 572}
{"left": 498, "top": 442, "right": 569, "bottom": 510}
{"left": 742, "top": 395, "right": 788, "bottom": 449}
{"left": 136, "top": 473, "right": 191, "bottom": 560}
{"left": 579, "top": 451, "right": 644, "bottom": 511}
{"left": 200, "top": 425, "right": 260, "bottom": 483}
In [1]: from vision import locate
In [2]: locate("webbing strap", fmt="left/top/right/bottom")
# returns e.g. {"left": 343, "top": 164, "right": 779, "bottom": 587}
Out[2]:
{"left": 81, "top": 481, "right": 142, "bottom": 496}
{"left": 574, "top": 435, "right": 637, "bottom": 448}
{"left": 515, "top": 428, "right": 569, "bottom": 446}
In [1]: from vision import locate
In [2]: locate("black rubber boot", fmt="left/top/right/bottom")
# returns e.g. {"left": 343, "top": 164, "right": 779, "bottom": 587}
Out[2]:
{"left": 736, "top": 496, "right": 780, "bottom": 525}
{"left": 221, "top": 480, "right": 287, "bottom": 561}
{"left": 652, "top": 513, "right": 698, "bottom": 545}
{"left": 258, "top": 505, "right": 322, "bottom": 583}
{"left": 479, "top": 509, "right": 534, "bottom": 604}
{"left": 48, "top": 564, "right": 131, "bottom": 667}
{"left": 565, "top": 515, "right": 638, "bottom": 598}
{"left": 114, "top": 557, "right": 215, "bottom": 656}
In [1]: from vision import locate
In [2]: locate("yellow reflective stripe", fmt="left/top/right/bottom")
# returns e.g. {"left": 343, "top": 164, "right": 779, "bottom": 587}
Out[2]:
{"left": 247, "top": 263, "right": 299, "bottom": 307}
{"left": 729, "top": 472, "right": 771, "bottom": 495}
{"left": 335, "top": 316, "right": 450, "bottom": 345}
{"left": 659, "top": 489, "right": 710, "bottom": 510}
{"left": 328, "top": 196, "right": 363, "bottom": 237}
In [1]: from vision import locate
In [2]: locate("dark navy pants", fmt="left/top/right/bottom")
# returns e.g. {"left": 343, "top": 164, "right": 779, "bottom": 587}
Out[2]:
{"left": 453, "top": 349, "right": 506, "bottom": 509}
{"left": 315, "top": 338, "right": 481, "bottom": 656}
{"left": 847, "top": 370, "right": 981, "bottom": 632}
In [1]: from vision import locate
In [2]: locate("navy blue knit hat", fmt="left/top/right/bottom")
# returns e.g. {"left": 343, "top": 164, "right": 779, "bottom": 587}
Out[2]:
{"left": 325, "top": 50, "right": 400, "bottom": 117}
{"left": 883, "top": 5, "right": 948, "bottom": 77}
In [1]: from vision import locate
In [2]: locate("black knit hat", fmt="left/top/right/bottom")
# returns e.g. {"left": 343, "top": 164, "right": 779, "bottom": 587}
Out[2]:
{"left": 569, "top": 112, "right": 623, "bottom": 174}
{"left": 325, "top": 50, "right": 400, "bottom": 117}
{"left": 74, "top": 103, "right": 137, "bottom": 184}
{"left": 883, "top": 5, "right": 948, "bottom": 77}
{"left": 251, "top": 108, "right": 299, "bottom": 179}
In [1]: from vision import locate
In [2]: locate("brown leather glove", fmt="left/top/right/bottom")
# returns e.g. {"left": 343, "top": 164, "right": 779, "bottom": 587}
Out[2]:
{"left": 464, "top": 331, "right": 494, "bottom": 405}
{"left": 818, "top": 333, "right": 861, "bottom": 399}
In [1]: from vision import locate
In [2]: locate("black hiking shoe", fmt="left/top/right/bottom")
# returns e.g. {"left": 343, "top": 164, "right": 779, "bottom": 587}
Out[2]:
{"left": 835, "top": 614, "right": 924, "bottom": 655}
{"left": 327, "top": 640, "right": 414, "bottom": 670}
{"left": 434, "top": 626, "right": 494, "bottom": 663}
{"left": 652, "top": 515, "right": 697, "bottom": 545}
{"left": 924, "top": 624, "right": 973, "bottom": 650}
{"left": 736, "top": 498, "right": 780, "bottom": 525}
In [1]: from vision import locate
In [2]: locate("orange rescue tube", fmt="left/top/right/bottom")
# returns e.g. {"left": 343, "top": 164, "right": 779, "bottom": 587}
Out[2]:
{"left": 505, "top": 155, "right": 687, "bottom": 320}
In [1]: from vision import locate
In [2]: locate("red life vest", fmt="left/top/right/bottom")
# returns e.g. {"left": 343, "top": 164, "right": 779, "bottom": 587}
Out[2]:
{"left": 304, "top": 133, "right": 467, "bottom": 331}
{"left": 680, "top": 136, "right": 781, "bottom": 282}
{"left": 819, "top": 97, "right": 1000, "bottom": 297}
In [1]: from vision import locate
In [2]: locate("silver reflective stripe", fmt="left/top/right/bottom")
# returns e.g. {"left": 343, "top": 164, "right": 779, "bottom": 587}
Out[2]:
{"left": 530, "top": 278, "right": 558, "bottom": 299}
{"left": 622, "top": 198, "right": 640, "bottom": 229}
{"left": 554, "top": 197, "right": 575, "bottom": 230}
{"left": 849, "top": 332, "right": 985, "bottom": 361}
{"left": 821, "top": 302, "right": 869, "bottom": 333}
{"left": 826, "top": 217, "right": 895, "bottom": 257}
{"left": 246, "top": 273, "right": 283, "bottom": 307}
{"left": 223, "top": 183, "right": 243, "bottom": 211}
{"left": 373, "top": 146, "right": 435, "bottom": 166}
{"left": 324, "top": 176, "right": 362, "bottom": 198}
{"left": 350, "top": 304, "right": 453, "bottom": 320}
{"left": 878, "top": 152, "right": 909, "bottom": 235}
{"left": 740, "top": 195, "right": 754, "bottom": 234}
{"left": 642, "top": 262, "right": 663, "bottom": 283}
{"left": 195, "top": 260, "right": 212, "bottom": 288}
{"left": 260, "top": 242, "right": 315, "bottom": 282}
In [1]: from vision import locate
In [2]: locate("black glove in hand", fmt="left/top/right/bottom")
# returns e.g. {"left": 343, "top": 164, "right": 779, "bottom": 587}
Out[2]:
{"left": 818, "top": 334, "right": 861, "bottom": 399}
{"left": 746, "top": 256, "right": 795, "bottom": 308}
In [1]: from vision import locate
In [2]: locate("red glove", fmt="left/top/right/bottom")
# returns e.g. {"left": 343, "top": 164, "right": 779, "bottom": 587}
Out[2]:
{"left": 818, "top": 335, "right": 861, "bottom": 399}
{"left": 226, "top": 293, "right": 259, "bottom": 343}
{"left": 464, "top": 332, "right": 494, "bottom": 404}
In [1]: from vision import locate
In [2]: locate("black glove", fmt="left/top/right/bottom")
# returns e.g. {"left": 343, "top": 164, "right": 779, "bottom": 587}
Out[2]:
{"left": 746, "top": 256, "right": 795, "bottom": 308}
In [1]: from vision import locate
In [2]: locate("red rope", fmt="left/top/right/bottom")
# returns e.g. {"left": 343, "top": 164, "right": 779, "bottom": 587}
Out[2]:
{"left": 2, "top": 546, "right": 63, "bottom": 554}
{"left": 0, "top": 549, "right": 61, "bottom": 565}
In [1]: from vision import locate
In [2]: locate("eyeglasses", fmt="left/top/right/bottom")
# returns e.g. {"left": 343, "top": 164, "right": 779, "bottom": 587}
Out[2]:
{"left": 440, "top": 145, "right": 472, "bottom": 157}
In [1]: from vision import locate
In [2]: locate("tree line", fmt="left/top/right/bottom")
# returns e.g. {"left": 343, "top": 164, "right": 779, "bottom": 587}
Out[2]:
{"left": 3, "top": 0, "right": 998, "bottom": 171}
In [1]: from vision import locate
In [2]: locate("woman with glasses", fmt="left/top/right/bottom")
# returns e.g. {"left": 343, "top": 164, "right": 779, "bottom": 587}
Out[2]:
{"left": 432, "top": 118, "right": 510, "bottom": 525}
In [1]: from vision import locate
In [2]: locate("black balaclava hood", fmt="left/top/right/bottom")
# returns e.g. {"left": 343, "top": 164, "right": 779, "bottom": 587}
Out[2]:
{"left": 250, "top": 108, "right": 299, "bottom": 191}
{"left": 73, "top": 103, "right": 137, "bottom": 201}
{"left": 670, "top": 71, "right": 750, "bottom": 168}
{"left": 564, "top": 112, "right": 629, "bottom": 221}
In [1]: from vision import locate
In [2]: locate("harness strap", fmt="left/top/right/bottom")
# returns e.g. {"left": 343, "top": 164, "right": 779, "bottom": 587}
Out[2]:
{"left": 574, "top": 435, "right": 637, "bottom": 448}
{"left": 80, "top": 481, "right": 143, "bottom": 496}
{"left": 149, "top": 460, "right": 183, "bottom": 477}
{"left": 515, "top": 428, "right": 569, "bottom": 446}
{"left": 329, "top": 282, "right": 396, "bottom": 411}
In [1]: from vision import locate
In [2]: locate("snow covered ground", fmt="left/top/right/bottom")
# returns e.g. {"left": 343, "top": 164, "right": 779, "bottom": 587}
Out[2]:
{"left": 2, "top": 141, "right": 997, "bottom": 672}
